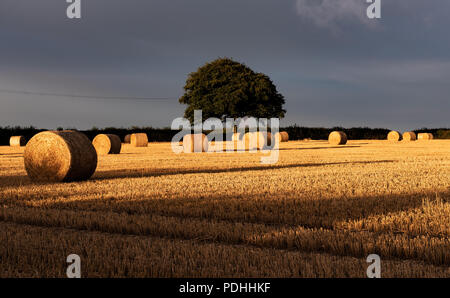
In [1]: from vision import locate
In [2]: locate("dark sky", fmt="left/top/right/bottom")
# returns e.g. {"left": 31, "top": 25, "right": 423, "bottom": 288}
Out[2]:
{"left": 0, "top": 0, "right": 449, "bottom": 130}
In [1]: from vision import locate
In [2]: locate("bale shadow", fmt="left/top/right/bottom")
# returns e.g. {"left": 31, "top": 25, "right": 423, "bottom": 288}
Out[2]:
{"left": 215, "top": 145, "right": 362, "bottom": 152}
{"left": 0, "top": 160, "right": 396, "bottom": 188}
{"left": 92, "top": 160, "right": 395, "bottom": 181}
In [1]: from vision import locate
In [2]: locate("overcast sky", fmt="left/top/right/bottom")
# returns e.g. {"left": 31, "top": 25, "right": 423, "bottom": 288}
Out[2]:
{"left": 0, "top": 0, "right": 449, "bottom": 130}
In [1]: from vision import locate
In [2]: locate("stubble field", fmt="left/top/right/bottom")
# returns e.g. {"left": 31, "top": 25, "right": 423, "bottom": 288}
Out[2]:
{"left": 0, "top": 139, "right": 449, "bottom": 277}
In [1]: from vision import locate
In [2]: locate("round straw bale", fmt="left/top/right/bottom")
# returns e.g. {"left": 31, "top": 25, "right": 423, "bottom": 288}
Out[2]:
{"left": 402, "top": 132, "right": 417, "bottom": 141}
{"left": 24, "top": 130, "right": 97, "bottom": 182}
{"left": 387, "top": 131, "right": 402, "bottom": 142}
{"left": 92, "top": 134, "right": 121, "bottom": 155}
{"left": 272, "top": 132, "right": 282, "bottom": 144}
{"left": 10, "top": 136, "right": 26, "bottom": 147}
{"left": 328, "top": 131, "right": 347, "bottom": 145}
{"left": 130, "top": 133, "right": 148, "bottom": 147}
{"left": 183, "top": 133, "right": 208, "bottom": 153}
{"left": 273, "top": 131, "right": 289, "bottom": 144}
{"left": 244, "top": 132, "right": 271, "bottom": 150}
{"left": 279, "top": 131, "right": 289, "bottom": 142}
{"left": 244, "top": 132, "right": 261, "bottom": 150}
{"left": 418, "top": 133, "right": 434, "bottom": 140}
{"left": 124, "top": 134, "right": 131, "bottom": 143}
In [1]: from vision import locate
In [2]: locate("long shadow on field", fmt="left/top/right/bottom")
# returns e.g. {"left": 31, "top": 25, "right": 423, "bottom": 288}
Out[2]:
{"left": 4, "top": 188, "right": 448, "bottom": 268}
{"left": 92, "top": 160, "right": 395, "bottom": 181}
{"left": 277, "top": 145, "right": 362, "bottom": 151}
{"left": 107, "top": 189, "right": 450, "bottom": 229}
{"left": 0, "top": 160, "right": 395, "bottom": 188}
{"left": 22, "top": 187, "right": 450, "bottom": 236}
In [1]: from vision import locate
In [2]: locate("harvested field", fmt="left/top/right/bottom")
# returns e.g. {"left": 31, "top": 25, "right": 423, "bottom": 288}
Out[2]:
{"left": 0, "top": 140, "right": 449, "bottom": 277}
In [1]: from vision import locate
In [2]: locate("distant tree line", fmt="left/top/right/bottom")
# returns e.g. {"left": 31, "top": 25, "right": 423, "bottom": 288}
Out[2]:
{"left": 0, "top": 125, "right": 449, "bottom": 145}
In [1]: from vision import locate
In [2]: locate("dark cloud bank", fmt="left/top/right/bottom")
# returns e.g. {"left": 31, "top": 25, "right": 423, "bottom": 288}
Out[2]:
{"left": 0, "top": 0, "right": 449, "bottom": 130}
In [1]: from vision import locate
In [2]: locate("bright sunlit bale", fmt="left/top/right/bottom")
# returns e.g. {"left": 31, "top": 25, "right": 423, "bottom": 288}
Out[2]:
{"left": 131, "top": 133, "right": 148, "bottom": 147}
{"left": 418, "top": 133, "right": 434, "bottom": 140}
{"left": 279, "top": 131, "right": 289, "bottom": 142}
{"left": 402, "top": 132, "right": 417, "bottom": 142}
{"left": 387, "top": 131, "right": 403, "bottom": 142}
{"left": 328, "top": 131, "right": 347, "bottom": 145}
{"left": 92, "top": 134, "right": 122, "bottom": 155}
{"left": 9, "top": 136, "right": 26, "bottom": 147}
{"left": 24, "top": 130, "right": 97, "bottom": 182}
{"left": 244, "top": 132, "right": 271, "bottom": 150}
{"left": 273, "top": 131, "right": 289, "bottom": 144}
{"left": 183, "top": 133, "right": 209, "bottom": 153}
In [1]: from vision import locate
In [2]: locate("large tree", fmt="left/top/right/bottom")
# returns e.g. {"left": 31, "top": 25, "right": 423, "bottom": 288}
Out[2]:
{"left": 179, "top": 58, "right": 286, "bottom": 122}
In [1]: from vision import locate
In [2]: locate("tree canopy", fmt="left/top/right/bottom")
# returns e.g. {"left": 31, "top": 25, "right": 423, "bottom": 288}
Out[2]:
{"left": 179, "top": 58, "right": 286, "bottom": 122}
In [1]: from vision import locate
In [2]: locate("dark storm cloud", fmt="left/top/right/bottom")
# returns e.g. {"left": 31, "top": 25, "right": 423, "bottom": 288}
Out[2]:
{"left": 0, "top": 0, "right": 449, "bottom": 130}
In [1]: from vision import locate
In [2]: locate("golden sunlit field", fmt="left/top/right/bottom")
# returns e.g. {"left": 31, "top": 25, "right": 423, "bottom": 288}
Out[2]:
{"left": 0, "top": 140, "right": 449, "bottom": 278}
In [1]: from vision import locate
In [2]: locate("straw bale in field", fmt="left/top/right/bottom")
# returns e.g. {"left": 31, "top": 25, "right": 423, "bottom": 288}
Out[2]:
{"left": 244, "top": 132, "right": 271, "bottom": 150}
{"left": 9, "top": 136, "right": 26, "bottom": 147}
{"left": 131, "top": 133, "right": 148, "bottom": 147}
{"left": 402, "top": 132, "right": 417, "bottom": 142}
{"left": 387, "top": 131, "right": 402, "bottom": 142}
{"left": 328, "top": 131, "right": 347, "bottom": 145}
{"left": 279, "top": 131, "right": 289, "bottom": 142}
{"left": 273, "top": 131, "right": 289, "bottom": 143}
{"left": 92, "top": 134, "right": 121, "bottom": 155}
{"left": 183, "top": 133, "right": 209, "bottom": 153}
{"left": 24, "top": 130, "right": 97, "bottom": 182}
{"left": 418, "top": 133, "right": 434, "bottom": 140}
